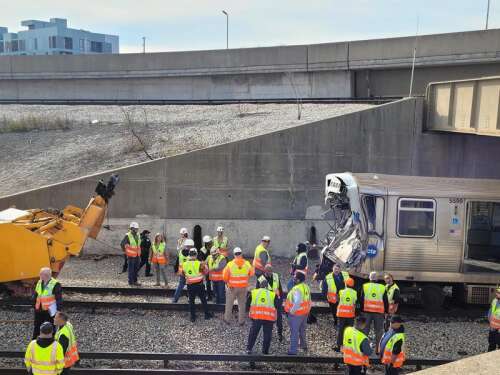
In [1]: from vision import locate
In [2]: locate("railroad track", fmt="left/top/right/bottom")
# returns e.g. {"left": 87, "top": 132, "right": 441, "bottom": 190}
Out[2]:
{"left": 0, "top": 350, "right": 453, "bottom": 374}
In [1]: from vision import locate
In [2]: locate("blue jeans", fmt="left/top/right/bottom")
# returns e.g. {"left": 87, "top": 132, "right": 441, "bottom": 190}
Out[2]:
{"left": 287, "top": 278, "right": 295, "bottom": 292}
{"left": 173, "top": 275, "right": 186, "bottom": 302}
{"left": 213, "top": 280, "right": 226, "bottom": 304}
{"left": 127, "top": 256, "right": 139, "bottom": 285}
{"left": 287, "top": 314, "right": 308, "bottom": 354}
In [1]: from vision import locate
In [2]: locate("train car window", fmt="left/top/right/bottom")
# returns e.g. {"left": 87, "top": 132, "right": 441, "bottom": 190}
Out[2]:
{"left": 362, "top": 195, "right": 384, "bottom": 237}
{"left": 397, "top": 198, "right": 435, "bottom": 237}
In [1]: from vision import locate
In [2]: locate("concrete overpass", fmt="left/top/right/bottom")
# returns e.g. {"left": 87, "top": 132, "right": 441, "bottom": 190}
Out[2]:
{"left": 1, "top": 29, "right": 500, "bottom": 101}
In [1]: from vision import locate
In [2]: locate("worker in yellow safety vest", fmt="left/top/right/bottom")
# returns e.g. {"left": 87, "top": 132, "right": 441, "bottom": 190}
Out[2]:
{"left": 54, "top": 312, "right": 79, "bottom": 374}
{"left": 173, "top": 238, "right": 194, "bottom": 303}
{"left": 379, "top": 315, "right": 406, "bottom": 375}
{"left": 223, "top": 247, "right": 254, "bottom": 325}
{"left": 360, "top": 272, "right": 388, "bottom": 354}
{"left": 120, "top": 222, "right": 141, "bottom": 286}
{"left": 207, "top": 246, "right": 228, "bottom": 304}
{"left": 383, "top": 273, "right": 401, "bottom": 331}
{"left": 284, "top": 272, "right": 311, "bottom": 355}
{"left": 342, "top": 316, "right": 372, "bottom": 375}
{"left": 25, "top": 321, "right": 65, "bottom": 375}
{"left": 213, "top": 226, "right": 229, "bottom": 257}
{"left": 150, "top": 233, "right": 169, "bottom": 287}
{"left": 335, "top": 277, "right": 357, "bottom": 352}
{"left": 181, "top": 248, "right": 212, "bottom": 322}
{"left": 33, "top": 267, "right": 62, "bottom": 339}
{"left": 259, "top": 265, "right": 284, "bottom": 341}
{"left": 246, "top": 278, "right": 278, "bottom": 354}
{"left": 323, "top": 263, "right": 350, "bottom": 325}
{"left": 488, "top": 286, "right": 500, "bottom": 351}
{"left": 253, "top": 235, "right": 271, "bottom": 278}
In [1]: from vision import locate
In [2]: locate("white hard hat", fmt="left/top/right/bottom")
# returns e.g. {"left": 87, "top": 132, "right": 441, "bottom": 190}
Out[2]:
{"left": 184, "top": 238, "right": 195, "bottom": 247}
{"left": 233, "top": 247, "right": 242, "bottom": 255}
{"left": 217, "top": 226, "right": 224, "bottom": 232}
{"left": 203, "top": 235, "right": 212, "bottom": 243}
{"left": 262, "top": 235, "right": 271, "bottom": 242}
{"left": 180, "top": 227, "right": 188, "bottom": 235}
{"left": 369, "top": 271, "right": 378, "bottom": 281}
{"left": 130, "top": 222, "right": 139, "bottom": 229}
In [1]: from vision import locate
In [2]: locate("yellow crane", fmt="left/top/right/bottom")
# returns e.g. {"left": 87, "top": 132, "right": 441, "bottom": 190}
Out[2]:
{"left": 0, "top": 175, "right": 119, "bottom": 295}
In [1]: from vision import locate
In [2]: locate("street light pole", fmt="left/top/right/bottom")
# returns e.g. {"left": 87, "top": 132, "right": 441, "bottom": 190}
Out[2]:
{"left": 486, "top": 0, "right": 491, "bottom": 29}
{"left": 222, "top": 10, "right": 228, "bottom": 49}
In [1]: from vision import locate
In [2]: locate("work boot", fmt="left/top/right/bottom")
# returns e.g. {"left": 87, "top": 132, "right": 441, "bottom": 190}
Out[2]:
{"left": 205, "top": 313, "right": 213, "bottom": 320}
{"left": 134, "top": 282, "right": 142, "bottom": 287}
{"left": 145, "top": 273, "right": 153, "bottom": 277}
{"left": 190, "top": 316, "right": 196, "bottom": 323}
{"left": 278, "top": 334, "right": 283, "bottom": 342}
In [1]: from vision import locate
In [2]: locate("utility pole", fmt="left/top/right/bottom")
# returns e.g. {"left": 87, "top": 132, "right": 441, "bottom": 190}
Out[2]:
{"left": 486, "top": 0, "right": 491, "bottom": 30}
{"left": 222, "top": 10, "right": 228, "bottom": 49}
{"left": 142, "top": 37, "right": 146, "bottom": 53}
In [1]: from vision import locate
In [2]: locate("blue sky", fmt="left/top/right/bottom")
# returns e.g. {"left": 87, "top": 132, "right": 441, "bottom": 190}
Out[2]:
{"left": 2, "top": 0, "right": 498, "bottom": 53}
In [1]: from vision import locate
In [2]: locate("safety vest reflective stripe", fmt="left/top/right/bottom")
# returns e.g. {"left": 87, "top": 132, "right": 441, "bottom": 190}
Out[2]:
{"left": 249, "top": 289, "right": 277, "bottom": 321}
{"left": 55, "top": 322, "right": 79, "bottom": 368}
{"left": 284, "top": 283, "right": 311, "bottom": 315}
{"left": 182, "top": 260, "right": 204, "bottom": 284}
{"left": 125, "top": 232, "right": 140, "bottom": 257}
{"left": 342, "top": 327, "right": 369, "bottom": 366}
{"left": 293, "top": 253, "right": 308, "bottom": 275}
{"left": 386, "top": 283, "right": 400, "bottom": 314}
{"left": 151, "top": 242, "right": 167, "bottom": 264}
{"left": 227, "top": 260, "right": 252, "bottom": 288}
{"left": 325, "top": 273, "right": 338, "bottom": 303}
{"left": 208, "top": 255, "right": 224, "bottom": 281}
{"left": 35, "top": 278, "right": 58, "bottom": 311}
{"left": 381, "top": 333, "right": 405, "bottom": 368}
{"left": 337, "top": 288, "right": 357, "bottom": 318}
{"left": 490, "top": 298, "right": 500, "bottom": 329}
{"left": 253, "top": 244, "right": 271, "bottom": 271}
{"left": 363, "top": 282, "right": 385, "bottom": 313}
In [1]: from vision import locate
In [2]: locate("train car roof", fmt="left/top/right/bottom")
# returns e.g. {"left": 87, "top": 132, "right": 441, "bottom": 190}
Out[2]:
{"left": 350, "top": 173, "right": 500, "bottom": 199}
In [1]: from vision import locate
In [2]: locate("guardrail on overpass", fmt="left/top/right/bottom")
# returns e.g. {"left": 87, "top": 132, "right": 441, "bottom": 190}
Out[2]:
{"left": 425, "top": 76, "right": 500, "bottom": 137}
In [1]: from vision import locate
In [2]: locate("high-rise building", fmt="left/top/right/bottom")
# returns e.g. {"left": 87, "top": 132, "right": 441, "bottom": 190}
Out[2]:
{"left": 0, "top": 18, "right": 119, "bottom": 56}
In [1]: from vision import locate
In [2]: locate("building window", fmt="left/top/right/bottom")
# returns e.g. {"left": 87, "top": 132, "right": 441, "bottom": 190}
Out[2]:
{"left": 104, "top": 42, "right": 112, "bottom": 53}
{"left": 33, "top": 38, "right": 38, "bottom": 50}
{"left": 49, "top": 36, "right": 57, "bottom": 49}
{"left": 79, "top": 39, "right": 85, "bottom": 51}
{"left": 4, "top": 41, "right": 10, "bottom": 52}
{"left": 11, "top": 40, "right": 18, "bottom": 52}
{"left": 0, "top": 42, "right": 3, "bottom": 53}
{"left": 64, "top": 37, "right": 73, "bottom": 50}
{"left": 397, "top": 198, "right": 436, "bottom": 237}
{"left": 19, "top": 40, "right": 26, "bottom": 51}
{"left": 90, "top": 41, "right": 103, "bottom": 53}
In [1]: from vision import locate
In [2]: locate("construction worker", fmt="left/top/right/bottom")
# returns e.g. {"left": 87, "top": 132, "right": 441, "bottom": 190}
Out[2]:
{"left": 207, "top": 247, "right": 227, "bottom": 304}
{"left": 360, "top": 271, "right": 388, "bottom": 353}
{"left": 323, "top": 263, "right": 350, "bottom": 325}
{"left": 177, "top": 227, "right": 189, "bottom": 251}
{"left": 379, "top": 315, "right": 406, "bottom": 375}
{"left": 384, "top": 273, "right": 401, "bottom": 330}
{"left": 287, "top": 243, "right": 308, "bottom": 290}
{"left": 201, "top": 235, "right": 214, "bottom": 299}
{"left": 335, "top": 277, "right": 357, "bottom": 352}
{"left": 257, "top": 264, "right": 284, "bottom": 341}
{"left": 54, "top": 312, "right": 79, "bottom": 374}
{"left": 247, "top": 277, "right": 278, "bottom": 355}
{"left": 213, "top": 226, "right": 229, "bottom": 257}
{"left": 33, "top": 267, "right": 62, "bottom": 339}
{"left": 181, "top": 248, "right": 212, "bottom": 322}
{"left": 120, "top": 222, "right": 141, "bottom": 287}
{"left": 284, "top": 272, "right": 311, "bottom": 355}
{"left": 223, "top": 247, "right": 254, "bottom": 325}
{"left": 173, "top": 238, "right": 194, "bottom": 303}
{"left": 137, "top": 229, "right": 153, "bottom": 277}
{"left": 25, "top": 322, "right": 65, "bottom": 375}
{"left": 342, "top": 316, "right": 372, "bottom": 375}
{"left": 253, "top": 235, "right": 271, "bottom": 279}
{"left": 150, "top": 233, "right": 168, "bottom": 287}
{"left": 488, "top": 286, "right": 500, "bottom": 351}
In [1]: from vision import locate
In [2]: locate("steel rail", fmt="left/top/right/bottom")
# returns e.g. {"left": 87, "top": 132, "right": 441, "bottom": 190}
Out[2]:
{"left": 0, "top": 350, "right": 453, "bottom": 371}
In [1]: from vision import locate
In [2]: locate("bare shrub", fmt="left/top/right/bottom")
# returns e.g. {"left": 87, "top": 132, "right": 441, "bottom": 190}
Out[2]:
{"left": 0, "top": 115, "right": 72, "bottom": 133}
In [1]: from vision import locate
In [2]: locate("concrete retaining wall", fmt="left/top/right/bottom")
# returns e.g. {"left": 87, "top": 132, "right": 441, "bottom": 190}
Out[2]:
{"left": 3, "top": 98, "right": 500, "bottom": 254}
{"left": 0, "top": 29, "right": 499, "bottom": 100}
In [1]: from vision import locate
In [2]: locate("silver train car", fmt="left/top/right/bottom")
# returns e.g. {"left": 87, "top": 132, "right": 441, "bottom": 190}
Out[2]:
{"left": 323, "top": 172, "right": 500, "bottom": 308}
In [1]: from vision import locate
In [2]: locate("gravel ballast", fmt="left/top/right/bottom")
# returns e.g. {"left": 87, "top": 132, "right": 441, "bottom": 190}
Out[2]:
{"left": 0, "top": 103, "right": 372, "bottom": 197}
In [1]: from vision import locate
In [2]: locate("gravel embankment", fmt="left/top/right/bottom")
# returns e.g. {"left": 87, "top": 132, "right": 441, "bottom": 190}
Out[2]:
{"left": 0, "top": 103, "right": 372, "bottom": 197}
